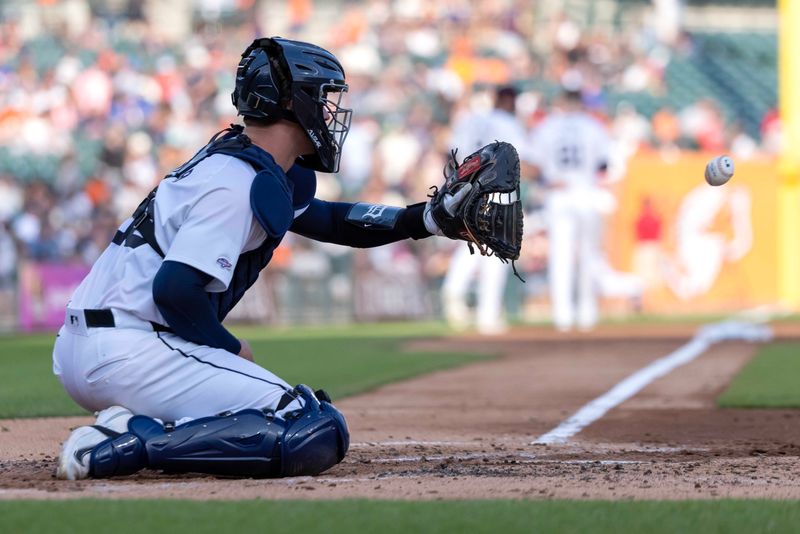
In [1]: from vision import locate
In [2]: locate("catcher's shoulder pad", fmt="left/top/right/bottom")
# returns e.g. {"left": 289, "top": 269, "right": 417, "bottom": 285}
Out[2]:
{"left": 286, "top": 164, "right": 317, "bottom": 212}
{"left": 250, "top": 168, "right": 294, "bottom": 237}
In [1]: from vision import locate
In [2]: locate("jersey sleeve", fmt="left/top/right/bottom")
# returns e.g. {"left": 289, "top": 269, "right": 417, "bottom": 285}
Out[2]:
{"left": 164, "top": 186, "right": 252, "bottom": 292}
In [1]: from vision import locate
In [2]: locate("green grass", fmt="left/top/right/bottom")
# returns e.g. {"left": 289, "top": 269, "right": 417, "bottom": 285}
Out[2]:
{"left": 0, "top": 322, "right": 487, "bottom": 418}
{"left": 718, "top": 342, "right": 800, "bottom": 408}
{"left": 3, "top": 500, "right": 800, "bottom": 533}
{"left": 0, "top": 332, "right": 70, "bottom": 418}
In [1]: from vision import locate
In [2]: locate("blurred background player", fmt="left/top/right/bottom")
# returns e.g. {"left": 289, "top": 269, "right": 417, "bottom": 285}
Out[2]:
{"left": 442, "top": 86, "right": 528, "bottom": 335}
{"left": 527, "top": 77, "right": 614, "bottom": 332}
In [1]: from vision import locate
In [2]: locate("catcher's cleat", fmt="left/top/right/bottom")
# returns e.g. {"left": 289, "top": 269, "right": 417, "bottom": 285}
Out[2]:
{"left": 94, "top": 405, "right": 134, "bottom": 434}
{"left": 56, "top": 406, "right": 133, "bottom": 480}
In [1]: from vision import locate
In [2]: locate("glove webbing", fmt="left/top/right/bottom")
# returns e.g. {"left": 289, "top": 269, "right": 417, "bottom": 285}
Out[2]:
{"left": 435, "top": 149, "right": 525, "bottom": 283}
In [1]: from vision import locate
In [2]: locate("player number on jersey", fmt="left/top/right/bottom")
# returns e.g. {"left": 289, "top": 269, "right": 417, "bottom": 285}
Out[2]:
{"left": 558, "top": 144, "right": 582, "bottom": 169}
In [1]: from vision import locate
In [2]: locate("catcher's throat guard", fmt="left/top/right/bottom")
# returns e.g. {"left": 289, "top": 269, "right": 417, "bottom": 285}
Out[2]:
{"left": 430, "top": 141, "right": 524, "bottom": 280}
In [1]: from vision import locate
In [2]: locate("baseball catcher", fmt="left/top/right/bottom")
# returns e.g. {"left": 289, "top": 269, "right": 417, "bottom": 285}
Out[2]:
{"left": 53, "top": 36, "right": 524, "bottom": 481}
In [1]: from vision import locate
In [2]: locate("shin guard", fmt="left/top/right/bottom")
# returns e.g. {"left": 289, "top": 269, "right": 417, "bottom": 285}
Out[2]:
{"left": 145, "top": 409, "right": 287, "bottom": 477}
{"left": 89, "top": 386, "right": 350, "bottom": 479}
{"left": 89, "top": 416, "right": 164, "bottom": 478}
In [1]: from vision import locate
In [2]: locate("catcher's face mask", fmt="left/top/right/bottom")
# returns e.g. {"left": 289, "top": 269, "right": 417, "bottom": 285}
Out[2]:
{"left": 322, "top": 84, "right": 352, "bottom": 163}
{"left": 291, "top": 81, "right": 351, "bottom": 173}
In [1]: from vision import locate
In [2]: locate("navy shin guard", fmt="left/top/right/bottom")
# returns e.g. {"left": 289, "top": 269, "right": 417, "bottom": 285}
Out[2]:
{"left": 146, "top": 409, "right": 287, "bottom": 477}
{"left": 145, "top": 386, "right": 349, "bottom": 478}
{"left": 87, "top": 385, "right": 349, "bottom": 479}
{"left": 89, "top": 416, "right": 164, "bottom": 478}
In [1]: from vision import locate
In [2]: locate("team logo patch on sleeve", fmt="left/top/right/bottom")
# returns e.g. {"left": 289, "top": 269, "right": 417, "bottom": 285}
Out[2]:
{"left": 216, "top": 257, "right": 233, "bottom": 271}
{"left": 345, "top": 203, "right": 403, "bottom": 230}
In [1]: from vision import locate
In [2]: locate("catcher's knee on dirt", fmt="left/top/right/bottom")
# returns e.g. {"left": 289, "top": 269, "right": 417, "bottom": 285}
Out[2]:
{"left": 88, "top": 386, "right": 349, "bottom": 478}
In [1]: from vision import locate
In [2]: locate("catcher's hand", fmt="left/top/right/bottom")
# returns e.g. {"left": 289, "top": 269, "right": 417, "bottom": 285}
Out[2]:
{"left": 424, "top": 141, "right": 524, "bottom": 274}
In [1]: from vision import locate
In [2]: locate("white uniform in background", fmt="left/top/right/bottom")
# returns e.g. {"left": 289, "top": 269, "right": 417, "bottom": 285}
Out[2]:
{"left": 444, "top": 108, "right": 527, "bottom": 334}
{"left": 528, "top": 111, "right": 611, "bottom": 332}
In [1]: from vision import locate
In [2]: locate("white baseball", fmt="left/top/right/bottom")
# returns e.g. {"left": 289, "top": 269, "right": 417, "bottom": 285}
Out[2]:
{"left": 704, "top": 155, "right": 735, "bottom": 186}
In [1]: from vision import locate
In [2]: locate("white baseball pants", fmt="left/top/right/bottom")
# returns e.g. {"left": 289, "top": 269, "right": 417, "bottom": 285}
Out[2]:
{"left": 442, "top": 245, "right": 509, "bottom": 334}
{"left": 546, "top": 195, "right": 602, "bottom": 331}
{"left": 53, "top": 308, "right": 300, "bottom": 422}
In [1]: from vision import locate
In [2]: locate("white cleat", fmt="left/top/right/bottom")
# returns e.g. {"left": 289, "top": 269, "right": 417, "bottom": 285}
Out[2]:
{"left": 56, "top": 425, "right": 108, "bottom": 480}
{"left": 56, "top": 406, "right": 133, "bottom": 481}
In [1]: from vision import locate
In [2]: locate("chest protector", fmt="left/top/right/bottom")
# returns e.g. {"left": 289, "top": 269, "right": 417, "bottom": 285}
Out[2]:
{"left": 113, "top": 125, "right": 316, "bottom": 320}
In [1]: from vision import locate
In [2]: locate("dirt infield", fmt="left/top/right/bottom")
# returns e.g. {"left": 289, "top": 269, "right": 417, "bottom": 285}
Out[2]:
{"left": 3, "top": 323, "right": 800, "bottom": 501}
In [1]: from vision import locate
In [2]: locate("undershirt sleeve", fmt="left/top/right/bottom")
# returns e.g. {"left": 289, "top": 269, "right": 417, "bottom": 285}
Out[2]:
{"left": 289, "top": 198, "right": 431, "bottom": 247}
{"left": 152, "top": 260, "right": 241, "bottom": 354}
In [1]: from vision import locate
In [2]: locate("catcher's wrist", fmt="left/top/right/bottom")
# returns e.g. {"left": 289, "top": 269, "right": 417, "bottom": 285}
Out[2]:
{"left": 403, "top": 202, "right": 433, "bottom": 239}
{"left": 423, "top": 201, "right": 442, "bottom": 236}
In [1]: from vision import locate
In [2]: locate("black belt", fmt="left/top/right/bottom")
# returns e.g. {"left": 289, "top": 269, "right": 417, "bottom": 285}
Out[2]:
{"left": 82, "top": 309, "right": 173, "bottom": 334}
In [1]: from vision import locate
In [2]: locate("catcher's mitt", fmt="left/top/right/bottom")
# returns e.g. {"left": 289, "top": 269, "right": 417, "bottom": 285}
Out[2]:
{"left": 427, "top": 141, "right": 524, "bottom": 278}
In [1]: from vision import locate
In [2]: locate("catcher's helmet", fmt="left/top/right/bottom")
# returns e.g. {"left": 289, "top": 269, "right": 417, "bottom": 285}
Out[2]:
{"left": 232, "top": 37, "right": 352, "bottom": 173}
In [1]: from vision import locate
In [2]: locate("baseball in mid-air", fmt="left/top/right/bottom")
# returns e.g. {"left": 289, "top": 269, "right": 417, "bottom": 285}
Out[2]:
{"left": 704, "top": 155, "right": 735, "bottom": 186}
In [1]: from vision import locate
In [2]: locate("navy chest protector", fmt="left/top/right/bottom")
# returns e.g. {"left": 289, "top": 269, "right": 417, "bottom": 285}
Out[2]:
{"left": 112, "top": 125, "right": 316, "bottom": 320}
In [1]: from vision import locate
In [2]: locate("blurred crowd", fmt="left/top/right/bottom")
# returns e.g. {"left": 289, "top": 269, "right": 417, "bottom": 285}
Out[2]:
{"left": 0, "top": 0, "right": 780, "bottom": 293}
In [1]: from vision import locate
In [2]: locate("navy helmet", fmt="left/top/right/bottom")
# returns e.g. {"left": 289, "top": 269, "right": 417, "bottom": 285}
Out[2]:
{"left": 232, "top": 37, "right": 352, "bottom": 173}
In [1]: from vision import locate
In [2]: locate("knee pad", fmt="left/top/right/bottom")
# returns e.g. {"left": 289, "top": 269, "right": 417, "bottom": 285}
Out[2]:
{"left": 280, "top": 385, "right": 349, "bottom": 477}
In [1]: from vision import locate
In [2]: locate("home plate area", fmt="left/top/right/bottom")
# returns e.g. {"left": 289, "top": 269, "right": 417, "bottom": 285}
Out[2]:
{"left": 3, "top": 324, "right": 800, "bottom": 501}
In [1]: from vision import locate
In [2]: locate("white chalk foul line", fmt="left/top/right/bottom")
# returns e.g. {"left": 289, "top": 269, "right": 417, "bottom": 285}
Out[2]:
{"left": 533, "top": 320, "right": 772, "bottom": 445}
{"left": 350, "top": 440, "right": 474, "bottom": 448}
